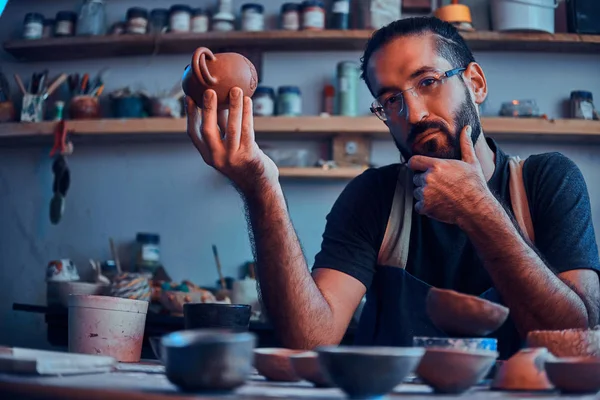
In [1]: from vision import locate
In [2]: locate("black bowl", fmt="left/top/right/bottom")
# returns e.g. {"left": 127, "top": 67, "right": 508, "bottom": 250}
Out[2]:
{"left": 183, "top": 303, "right": 251, "bottom": 331}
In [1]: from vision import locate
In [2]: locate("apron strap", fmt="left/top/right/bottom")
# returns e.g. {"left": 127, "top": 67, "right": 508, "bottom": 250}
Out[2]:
{"left": 377, "top": 165, "right": 413, "bottom": 268}
{"left": 507, "top": 156, "right": 535, "bottom": 244}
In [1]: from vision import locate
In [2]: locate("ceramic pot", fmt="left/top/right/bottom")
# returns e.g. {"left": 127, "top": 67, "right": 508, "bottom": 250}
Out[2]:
{"left": 69, "top": 95, "right": 100, "bottom": 119}
{"left": 181, "top": 47, "right": 258, "bottom": 110}
{"left": 183, "top": 303, "right": 251, "bottom": 332}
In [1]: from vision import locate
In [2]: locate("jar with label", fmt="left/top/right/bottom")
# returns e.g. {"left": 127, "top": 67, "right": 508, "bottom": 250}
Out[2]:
{"left": 570, "top": 91, "right": 596, "bottom": 120}
{"left": 23, "top": 12, "right": 44, "bottom": 40}
{"left": 136, "top": 233, "right": 161, "bottom": 273}
{"left": 212, "top": 12, "right": 235, "bottom": 32}
{"left": 331, "top": 0, "right": 350, "bottom": 30}
{"left": 76, "top": 0, "right": 106, "bottom": 36}
{"left": 277, "top": 86, "right": 302, "bottom": 116}
{"left": 126, "top": 7, "right": 148, "bottom": 34}
{"left": 191, "top": 8, "right": 209, "bottom": 33}
{"left": 280, "top": 3, "right": 301, "bottom": 30}
{"left": 241, "top": 3, "right": 265, "bottom": 32}
{"left": 337, "top": 61, "right": 359, "bottom": 116}
{"left": 43, "top": 19, "right": 55, "bottom": 38}
{"left": 253, "top": 87, "right": 275, "bottom": 116}
{"left": 149, "top": 9, "right": 169, "bottom": 34}
{"left": 302, "top": 0, "right": 326, "bottom": 30}
{"left": 169, "top": 5, "right": 191, "bottom": 32}
{"left": 55, "top": 11, "right": 78, "bottom": 37}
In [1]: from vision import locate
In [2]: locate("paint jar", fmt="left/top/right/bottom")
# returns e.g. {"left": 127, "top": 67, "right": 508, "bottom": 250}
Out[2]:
{"left": 322, "top": 84, "right": 335, "bottom": 116}
{"left": 43, "top": 19, "right": 55, "bottom": 38}
{"left": 241, "top": 3, "right": 265, "bottom": 31}
{"left": 277, "top": 86, "right": 302, "bottom": 116}
{"left": 136, "top": 233, "right": 161, "bottom": 273}
{"left": 191, "top": 8, "right": 209, "bottom": 33}
{"left": 302, "top": 0, "right": 326, "bottom": 30}
{"left": 126, "top": 7, "right": 148, "bottom": 34}
{"left": 280, "top": 3, "right": 301, "bottom": 30}
{"left": 337, "top": 61, "right": 359, "bottom": 116}
{"left": 76, "top": 0, "right": 107, "bottom": 36}
{"left": 212, "top": 12, "right": 236, "bottom": 31}
{"left": 55, "top": 11, "right": 78, "bottom": 37}
{"left": 570, "top": 91, "right": 595, "bottom": 120}
{"left": 169, "top": 4, "right": 192, "bottom": 32}
{"left": 252, "top": 86, "right": 275, "bottom": 116}
{"left": 23, "top": 12, "right": 44, "bottom": 40}
{"left": 331, "top": 0, "right": 350, "bottom": 29}
{"left": 149, "top": 9, "right": 169, "bottom": 34}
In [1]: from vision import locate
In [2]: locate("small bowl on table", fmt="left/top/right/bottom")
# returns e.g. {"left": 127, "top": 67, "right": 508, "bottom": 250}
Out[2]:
{"left": 253, "top": 348, "right": 305, "bottom": 382}
{"left": 545, "top": 357, "right": 600, "bottom": 394}
{"left": 290, "top": 351, "right": 333, "bottom": 387}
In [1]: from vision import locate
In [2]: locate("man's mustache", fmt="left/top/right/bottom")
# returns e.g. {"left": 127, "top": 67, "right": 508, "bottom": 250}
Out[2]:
{"left": 408, "top": 121, "right": 452, "bottom": 145}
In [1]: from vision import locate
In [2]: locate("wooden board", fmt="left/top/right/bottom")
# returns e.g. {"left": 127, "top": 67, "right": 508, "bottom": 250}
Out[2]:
{"left": 0, "top": 347, "right": 116, "bottom": 375}
{"left": 4, "top": 31, "right": 600, "bottom": 62}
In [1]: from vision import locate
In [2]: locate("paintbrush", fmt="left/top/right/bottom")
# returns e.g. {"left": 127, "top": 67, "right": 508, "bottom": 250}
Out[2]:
{"left": 109, "top": 237, "right": 122, "bottom": 275}
{"left": 43, "top": 74, "right": 68, "bottom": 100}
{"left": 212, "top": 244, "right": 226, "bottom": 290}
{"left": 14, "top": 74, "right": 27, "bottom": 95}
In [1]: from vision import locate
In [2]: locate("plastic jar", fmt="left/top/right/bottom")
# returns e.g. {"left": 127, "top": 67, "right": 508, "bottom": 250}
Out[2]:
{"left": 23, "top": 12, "right": 44, "bottom": 40}
{"left": 126, "top": 7, "right": 148, "bottom": 34}
{"left": 331, "top": 0, "right": 350, "bottom": 30}
{"left": 55, "top": 11, "right": 78, "bottom": 37}
{"left": 337, "top": 61, "right": 359, "bottom": 116}
{"left": 241, "top": 3, "right": 265, "bottom": 32}
{"left": 136, "top": 233, "right": 161, "bottom": 272}
{"left": 253, "top": 87, "right": 275, "bottom": 116}
{"left": 277, "top": 86, "right": 302, "bottom": 116}
{"left": 301, "top": 0, "right": 326, "bottom": 30}
{"left": 570, "top": 91, "right": 595, "bottom": 120}
{"left": 76, "top": 0, "right": 107, "bottom": 36}
{"left": 169, "top": 4, "right": 191, "bottom": 32}
{"left": 212, "top": 12, "right": 235, "bottom": 32}
{"left": 149, "top": 9, "right": 169, "bottom": 34}
{"left": 280, "top": 3, "right": 301, "bottom": 30}
{"left": 191, "top": 8, "right": 209, "bottom": 33}
{"left": 43, "top": 19, "right": 55, "bottom": 38}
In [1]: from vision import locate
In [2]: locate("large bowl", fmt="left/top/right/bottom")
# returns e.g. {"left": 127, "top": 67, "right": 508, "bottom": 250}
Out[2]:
{"left": 290, "top": 351, "right": 333, "bottom": 387}
{"left": 416, "top": 348, "right": 498, "bottom": 394}
{"left": 317, "top": 346, "right": 425, "bottom": 399}
{"left": 254, "top": 348, "right": 304, "bottom": 382}
{"left": 162, "top": 329, "right": 256, "bottom": 392}
{"left": 545, "top": 357, "right": 600, "bottom": 393}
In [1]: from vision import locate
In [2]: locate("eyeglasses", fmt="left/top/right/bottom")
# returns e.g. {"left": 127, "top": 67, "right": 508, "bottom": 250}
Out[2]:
{"left": 370, "top": 67, "right": 466, "bottom": 122}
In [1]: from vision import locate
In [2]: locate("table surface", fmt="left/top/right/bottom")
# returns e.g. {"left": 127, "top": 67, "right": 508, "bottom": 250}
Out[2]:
{"left": 0, "top": 362, "right": 596, "bottom": 400}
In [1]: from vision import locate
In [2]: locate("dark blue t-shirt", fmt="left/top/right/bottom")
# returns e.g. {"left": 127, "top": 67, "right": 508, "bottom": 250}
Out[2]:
{"left": 313, "top": 138, "right": 600, "bottom": 356}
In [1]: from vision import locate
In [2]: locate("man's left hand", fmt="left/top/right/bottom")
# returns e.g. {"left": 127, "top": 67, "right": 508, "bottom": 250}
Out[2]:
{"left": 407, "top": 125, "right": 493, "bottom": 227}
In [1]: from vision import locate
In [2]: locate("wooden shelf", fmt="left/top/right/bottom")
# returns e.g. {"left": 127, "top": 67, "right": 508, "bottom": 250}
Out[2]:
{"left": 4, "top": 30, "right": 600, "bottom": 62}
{"left": 0, "top": 116, "right": 599, "bottom": 142}
{"left": 279, "top": 167, "right": 364, "bottom": 179}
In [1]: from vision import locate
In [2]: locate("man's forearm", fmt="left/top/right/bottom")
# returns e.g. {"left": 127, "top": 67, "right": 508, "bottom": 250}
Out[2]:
{"left": 460, "top": 196, "right": 589, "bottom": 336}
{"left": 241, "top": 182, "right": 337, "bottom": 349}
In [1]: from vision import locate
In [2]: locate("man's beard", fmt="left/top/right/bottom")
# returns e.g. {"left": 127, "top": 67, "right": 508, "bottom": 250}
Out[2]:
{"left": 394, "top": 85, "right": 482, "bottom": 161}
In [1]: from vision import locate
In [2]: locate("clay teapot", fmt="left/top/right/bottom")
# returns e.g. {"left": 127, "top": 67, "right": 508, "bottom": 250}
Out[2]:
{"left": 182, "top": 47, "right": 258, "bottom": 110}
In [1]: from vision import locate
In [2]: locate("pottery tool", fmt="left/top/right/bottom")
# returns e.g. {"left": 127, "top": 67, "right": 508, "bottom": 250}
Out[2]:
{"left": 212, "top": 244, "right": 226, "bottom": 291}
{"left": 109, "top": 238, "right": 122, "bottom": 274}
{"left": 80, "top": 73, "right": 89, "bottom": 95}
{"left": 43, "top": 74, "right": 68, "bottom": 100}
{"left": 14, "top": 74, "right": 27, "bottom": 95}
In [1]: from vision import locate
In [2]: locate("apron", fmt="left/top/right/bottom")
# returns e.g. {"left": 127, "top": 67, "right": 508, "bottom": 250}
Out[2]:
{"left": 354, "top": 157, "right": 534, "bottom": 359}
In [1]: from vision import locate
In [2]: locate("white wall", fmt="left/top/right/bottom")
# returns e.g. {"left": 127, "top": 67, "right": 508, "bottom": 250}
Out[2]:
{"left": 0, "top": 0, "right": 599, "bottom": 349}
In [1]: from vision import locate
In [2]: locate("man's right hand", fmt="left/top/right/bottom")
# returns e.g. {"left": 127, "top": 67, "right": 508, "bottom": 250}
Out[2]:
{"left": 185, "top": 87, "right": 279, "bottom": 195}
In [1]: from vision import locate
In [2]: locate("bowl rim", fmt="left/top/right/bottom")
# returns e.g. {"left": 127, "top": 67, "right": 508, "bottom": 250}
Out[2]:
{"left": 422, "top": 347, "right": 499, "bottom": 357}
{"left": 161, "top": 329, "right": 255, "bottom": 347}
{"left": 290, "top": 351, "right": 318, "bottom": 359}
{"left": 545, "top": 356, "right": 600, "bottom": 365}
{"left": 253, "top": 348, "right": 306, "bottom": 356}
{"left": 316, "top": 346, "right": 425, "bottom": 357}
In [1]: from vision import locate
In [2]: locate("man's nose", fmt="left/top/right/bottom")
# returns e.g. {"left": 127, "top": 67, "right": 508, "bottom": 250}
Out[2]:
{"left": 402, "top": 90, "right": 428, "bottom": 124}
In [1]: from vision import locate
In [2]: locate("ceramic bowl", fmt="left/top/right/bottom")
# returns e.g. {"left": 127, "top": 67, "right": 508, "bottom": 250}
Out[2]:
{"left": 426, "top": 287, "right": 509, "bottom": 336}
{"left": 184, "top": 303, "right": 251, "bottom": 331}
{"left": 317, "top": 346, "right": 425, "bottom": 399}
{"left": 416, "top": 348, "right": 498, "bottom": 394}
{"left": 527, "top": 328, "right": 600, "bottom": 357}
{"left": 545, "top": 357, "right": 600, "bottom": 393}
{"left": 254, "top": 348, "right": 304, "bottom": 382}
{"left": 162, "top": 329, "right": 256, "bottom": 392}
{"left": 491, "top": 347, "right": 556, "bottom": 391}
{"left": 290, "top": 351, "right": 333, "bottom": 387}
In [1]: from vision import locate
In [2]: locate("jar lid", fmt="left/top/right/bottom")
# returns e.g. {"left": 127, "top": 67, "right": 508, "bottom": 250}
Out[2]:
{"left": 150, "top": 8, "right": 169, "bottom": 17}
{"left": 127, "top": 7, "right": 149, "bottom": 19}
{"left": 571, "top": 91, "right": 593, "bottom": 101}
{"left": 279, "top": 86, "right": 301, "bottom": 94}
{"left": 254, "top": 86, "right": 275, "bottom": 96}
{"left": 301, "top": 0, "right": 325, "bottom": 8}
{"left": 191, "top": 8, "right": 207, "bottom": 16}
{"left": 24, "top": 12, "right": 45, "bottom": 21}
{"left": 136, "top": 232, "right": 160, "bottom": 244}
{"left": 170, "top": 4, "right": 192, "bottom": 13}
{"left": 281, "top": 3, "right": 302, "bottom": 12}
{"left": 242, "top": 3, "right": 265, "bottom": 12}
{"left": 56, "top": 11, "right": 78, "bottom": 21}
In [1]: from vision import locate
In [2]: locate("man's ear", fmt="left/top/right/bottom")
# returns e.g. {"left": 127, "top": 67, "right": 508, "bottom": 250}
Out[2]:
{"left": 463, "top": 62, "right": 488, "bottom": 105}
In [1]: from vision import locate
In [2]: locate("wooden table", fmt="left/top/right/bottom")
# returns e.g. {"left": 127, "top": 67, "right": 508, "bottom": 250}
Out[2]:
{"left": 0, "top": 362, "right": 596, "bottom": 400}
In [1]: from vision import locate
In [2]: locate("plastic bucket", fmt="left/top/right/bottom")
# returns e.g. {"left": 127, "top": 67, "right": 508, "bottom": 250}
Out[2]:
{"left": 491, "top": 0, "right": 559, "bottom": 33}
{"left": 68, "top": 295, "right": 148, "bottom": 362}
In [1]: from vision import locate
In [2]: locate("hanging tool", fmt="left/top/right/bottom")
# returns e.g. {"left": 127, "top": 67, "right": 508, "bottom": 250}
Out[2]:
{"left": 49, "top": 120, "right": 73, "bottom": 225}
